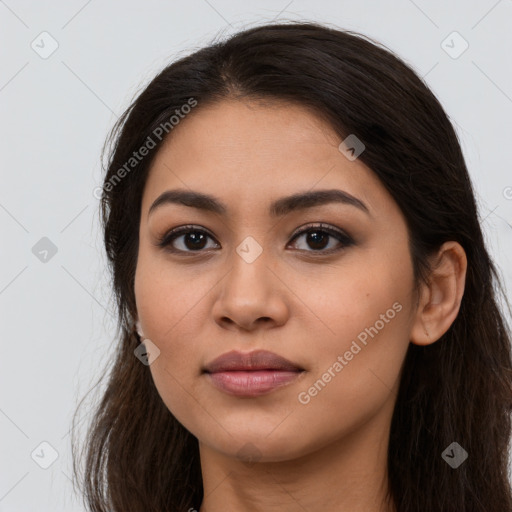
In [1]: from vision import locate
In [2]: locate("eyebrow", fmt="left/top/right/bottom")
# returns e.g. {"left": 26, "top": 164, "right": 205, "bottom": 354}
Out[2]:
{"left": 148, "top": 188, "right": 370, "bottom": 218}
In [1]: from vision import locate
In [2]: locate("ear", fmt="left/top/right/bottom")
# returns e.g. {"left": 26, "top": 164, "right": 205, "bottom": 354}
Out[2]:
{"left": 410, "top": 241, "right": 467, "bottom": 346}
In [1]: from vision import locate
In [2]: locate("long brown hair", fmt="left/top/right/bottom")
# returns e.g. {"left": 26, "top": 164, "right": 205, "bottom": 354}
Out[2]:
{"left": 71, "top": 21, "right": 512, "bottom": 511}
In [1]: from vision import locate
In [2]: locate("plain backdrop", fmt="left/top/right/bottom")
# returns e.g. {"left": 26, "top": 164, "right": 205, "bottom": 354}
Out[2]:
{"left": 1, "top": 1, "right": 511, "bottom": 510}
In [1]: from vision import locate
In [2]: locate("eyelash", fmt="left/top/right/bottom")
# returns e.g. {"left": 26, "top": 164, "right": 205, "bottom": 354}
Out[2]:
{"left": 156, "top": 223, "right": 354, "bottom": 256}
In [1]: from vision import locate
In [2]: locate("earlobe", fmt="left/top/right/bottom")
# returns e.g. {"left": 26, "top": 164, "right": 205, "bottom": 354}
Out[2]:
{"left": 135, "top": 319, "right": 145, "bottom": 339}
{"left": 410, "top": 241, "right": 467, "bottom": 347}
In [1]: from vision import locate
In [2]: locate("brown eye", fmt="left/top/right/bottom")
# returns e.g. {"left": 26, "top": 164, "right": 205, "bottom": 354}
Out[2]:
{"left": 288, "top": 224, "right": 354, "bottom": 254}
{"left": 157, "top": 225, "right": 219, "bottom": 253}
{"left": 156, "top": 223, "right": 354, "bottom": 256}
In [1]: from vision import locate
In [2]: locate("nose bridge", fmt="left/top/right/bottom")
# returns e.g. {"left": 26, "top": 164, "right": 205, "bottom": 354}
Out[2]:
{"left": 227, "top": 234, "right": 271, "bottom": 299}
{"left": 213, "top": 234, "right": 288, "bottom": 330}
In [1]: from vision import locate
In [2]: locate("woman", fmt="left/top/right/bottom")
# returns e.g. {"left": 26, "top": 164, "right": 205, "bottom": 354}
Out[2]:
{"left": 72, "top": 21, "right": 512, "bottom": 511}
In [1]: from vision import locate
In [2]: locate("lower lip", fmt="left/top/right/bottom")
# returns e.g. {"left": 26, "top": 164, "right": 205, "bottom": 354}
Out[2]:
{"left": 206, "top": 370, "right": 303, "bottom": 397}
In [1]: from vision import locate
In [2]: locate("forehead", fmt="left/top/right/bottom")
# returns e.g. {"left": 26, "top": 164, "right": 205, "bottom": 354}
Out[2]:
{"left": 141, "top": 99, "right": 392, "bottom": 220}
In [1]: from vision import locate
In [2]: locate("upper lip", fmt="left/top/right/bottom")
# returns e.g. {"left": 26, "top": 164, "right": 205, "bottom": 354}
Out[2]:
{"left": 203, "top": 349, "right": 303, "bottom": 373}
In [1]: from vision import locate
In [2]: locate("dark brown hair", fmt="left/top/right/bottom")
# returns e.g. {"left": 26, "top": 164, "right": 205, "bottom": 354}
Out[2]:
{"left": 71, "top": 20, "right": 512, "bottom": 511}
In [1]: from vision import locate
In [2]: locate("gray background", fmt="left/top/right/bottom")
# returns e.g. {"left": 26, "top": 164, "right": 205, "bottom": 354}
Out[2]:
{"left": 1, "top": 0, "right": 511, "bottom": 510}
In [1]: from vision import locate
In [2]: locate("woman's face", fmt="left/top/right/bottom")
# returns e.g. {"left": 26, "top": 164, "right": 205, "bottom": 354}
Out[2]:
{"left": 134, "top": 98, "right": 418, "bottom": 462}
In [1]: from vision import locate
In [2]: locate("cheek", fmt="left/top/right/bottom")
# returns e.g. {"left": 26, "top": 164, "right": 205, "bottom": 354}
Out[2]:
{"left": 290, "top": 297, "right": 410, "bottom": 453}
{"left": 134, "top": 252, "right": 214, "bottom": 425}
{"left": 134, "top": 248, "right": 208, "bottom": 342}
{"left": 293, "top": 255, "right": 412, "bottom": 415}
{"left": 293, "top": 251, "right": 409, "bottom": 351}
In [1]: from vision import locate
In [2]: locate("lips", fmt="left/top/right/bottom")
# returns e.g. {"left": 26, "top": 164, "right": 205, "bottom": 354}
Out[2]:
{"left": 203, "top": 349, "right": 305, "bottom": 397}
{"left": 203, "top": 349, "right": 303, "bottom": 373}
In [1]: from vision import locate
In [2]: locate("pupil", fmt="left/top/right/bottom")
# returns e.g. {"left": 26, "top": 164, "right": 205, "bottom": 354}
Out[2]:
{"left": 307, "top": 231, "right": 328, "bottom": 250}
{"left": 186, "top": 232, "right": 206, "bottom": 250}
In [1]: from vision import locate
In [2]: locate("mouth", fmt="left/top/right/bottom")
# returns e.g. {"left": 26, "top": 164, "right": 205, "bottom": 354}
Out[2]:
{"left": 203, "top": 349, "right": 305, "bottom": 397}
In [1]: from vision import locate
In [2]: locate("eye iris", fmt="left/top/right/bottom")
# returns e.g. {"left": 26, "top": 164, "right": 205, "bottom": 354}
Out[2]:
{"left": 307, "top": 230, "right": 329, "bottom": 250}
{"left": 185, "top": 232, "right": 207, "bottom": 250}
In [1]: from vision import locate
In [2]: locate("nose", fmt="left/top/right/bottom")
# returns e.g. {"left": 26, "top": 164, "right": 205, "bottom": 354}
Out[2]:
{"left": 212, "top": 249, "right": 289, "bottom": 332}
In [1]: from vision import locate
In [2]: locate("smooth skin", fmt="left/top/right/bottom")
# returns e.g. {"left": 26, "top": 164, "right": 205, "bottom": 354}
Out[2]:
{"left": 134, "top": 98, "right": 467, "bottom": 512}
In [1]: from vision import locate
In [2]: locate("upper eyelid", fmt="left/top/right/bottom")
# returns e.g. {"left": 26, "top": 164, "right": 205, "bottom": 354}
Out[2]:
{"left": 160, "top": 222, "right": 348, "bottom": 239}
